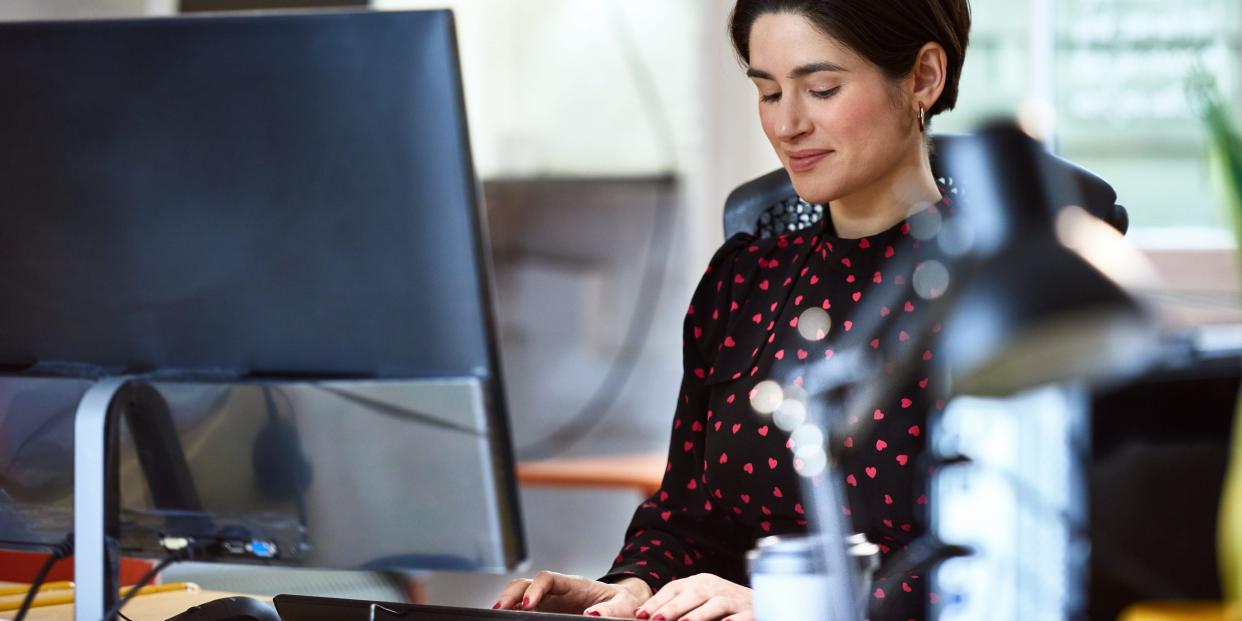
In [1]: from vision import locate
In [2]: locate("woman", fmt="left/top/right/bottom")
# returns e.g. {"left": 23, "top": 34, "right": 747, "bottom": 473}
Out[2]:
{"left": 496, "top": 1, "right": 971, "bottom": 619}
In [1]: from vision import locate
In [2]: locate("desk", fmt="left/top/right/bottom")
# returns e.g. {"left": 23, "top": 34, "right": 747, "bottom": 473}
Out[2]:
{"left": 0, "top": 582, "right": 263, "bottom": 621}
{"left": 516, "top": 453, "right": 665, "bottom": 497}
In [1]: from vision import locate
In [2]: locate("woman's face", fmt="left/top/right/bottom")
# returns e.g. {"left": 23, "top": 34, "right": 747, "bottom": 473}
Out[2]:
{"left": 747, "top": 12, "right": 921, "bottom": 206}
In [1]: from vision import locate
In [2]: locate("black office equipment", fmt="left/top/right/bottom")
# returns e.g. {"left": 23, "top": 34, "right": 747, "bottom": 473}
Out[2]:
{"left": 273, "top": 594, "right": 618, "bottom": 621}
{"left": 0, "top": 9, "right": 525, "bottom": 621}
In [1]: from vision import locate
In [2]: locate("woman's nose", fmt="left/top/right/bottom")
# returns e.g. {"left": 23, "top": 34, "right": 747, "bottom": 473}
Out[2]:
{"left": 774, "top": 98, "right": 811, "bottom": 142}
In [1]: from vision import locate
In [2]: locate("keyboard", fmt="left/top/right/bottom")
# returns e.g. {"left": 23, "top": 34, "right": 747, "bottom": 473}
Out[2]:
{"left": 274, "top": 594, "right": 626, "bottom": 621}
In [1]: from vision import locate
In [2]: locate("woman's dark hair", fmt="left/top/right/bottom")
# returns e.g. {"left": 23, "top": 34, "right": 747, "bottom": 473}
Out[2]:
{"left": 729, "top": 0, "right": 971, "bottom": 119}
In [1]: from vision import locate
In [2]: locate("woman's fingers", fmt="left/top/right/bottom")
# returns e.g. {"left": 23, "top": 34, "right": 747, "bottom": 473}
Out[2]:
{"left": 645, "top": 588, "right": 711, "bottom": 621}
{"left": 583, "top": 589, "right": 642, "bottom": 619}
{"left": 494, "top": 577, "right": 532, "bottom": 610}
{"left": 675, "top": 596, "right": 735, "bottom": 621}
{"left": 523, "top": 570, "right": 576, "bottom": 610}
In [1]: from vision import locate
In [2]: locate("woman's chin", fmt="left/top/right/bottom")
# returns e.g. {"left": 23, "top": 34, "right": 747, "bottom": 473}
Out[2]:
{"left": 788, "top": 183, "right": 835, "bottom": 206}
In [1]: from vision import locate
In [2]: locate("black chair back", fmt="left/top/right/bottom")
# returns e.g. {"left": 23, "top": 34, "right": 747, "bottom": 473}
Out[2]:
{"left": 722, "top": 134, "right": 1130, "bottom": 239}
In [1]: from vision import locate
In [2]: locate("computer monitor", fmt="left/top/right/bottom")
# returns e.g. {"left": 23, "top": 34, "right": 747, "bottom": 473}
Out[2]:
{"left": 0, "top": 8, "right": 525, "bottom": 574}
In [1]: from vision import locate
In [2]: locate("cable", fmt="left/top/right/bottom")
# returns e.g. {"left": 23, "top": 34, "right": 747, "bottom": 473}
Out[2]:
{"left": 12, "top": 533, "right": 73, "bottom": 621}
{"left": 100, "top": 553, "right": 178, "bottom": 621}
{"left": 97, "top": 537, "right": 210, "bottom": 621}
{"left": 513, "top": 2, "right": 682, "bottom": 460}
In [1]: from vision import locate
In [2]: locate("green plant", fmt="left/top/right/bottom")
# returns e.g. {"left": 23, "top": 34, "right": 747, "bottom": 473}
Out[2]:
{"left": 1192, "top": 70, "right": 1242, "bottom": 615}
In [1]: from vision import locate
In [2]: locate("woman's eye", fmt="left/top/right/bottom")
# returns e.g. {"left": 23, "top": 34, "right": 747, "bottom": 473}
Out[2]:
{"left": 811, "top": 87, "right": 841, "bottom": 99}
{"left": 760, "top": 92, "right": 781, "bottom": 103}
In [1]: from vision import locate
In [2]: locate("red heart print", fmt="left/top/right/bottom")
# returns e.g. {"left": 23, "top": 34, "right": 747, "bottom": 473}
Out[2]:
{"left": 683, "top": 441, "right": 694, "bottom": 451}
{"left": 896, "top": 454, "right": 908, "bottom": 465}
{"left": 901, "top": 398, "right": 913, "bottom": 408}
{"left": 759, "top": 279, "right": 769, "bottom": 290}
{"left": 908, "top": 425, "right": 921, "bottom": 437}
{"left": 768, "top": 457, "right": 778, "bottom": 469}
{"left": 661, "top": 511, "right": 671, "bottom": 521}
{"left": 773, "top": 486, "right": 783, "bottom": 498}
{"left": 741, "top": 493, "right": 751, "bottom": 504}
{"left": 846, "top": 474, "right": 858, "bottom": 486}
{"left": 724, "top": 336, "right": 736, "bottom": 347}
{"left": 758, "top": 426, "right": 769, "bottom": 437}
{"left": 852, "top": 292, "right": 862, "bottom": 302}
{"left": 743, "top": 462, "right": 754, "bottom": 474}
{"left": 875, "top": 440, "right": 888, "bottom": 451}
{"left": 865, "top": 467, "right": 877, "bottom": 479}
{"left": 719, "top": 453, "right": 728, "bottom": 464}
{"left": 732, "top": 423, "right": 741, "bottom": 434}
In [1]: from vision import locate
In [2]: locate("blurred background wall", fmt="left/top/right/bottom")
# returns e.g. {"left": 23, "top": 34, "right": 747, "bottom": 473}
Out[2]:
{"left": 3, "top": 0, "right": 1240, "bottom": 608}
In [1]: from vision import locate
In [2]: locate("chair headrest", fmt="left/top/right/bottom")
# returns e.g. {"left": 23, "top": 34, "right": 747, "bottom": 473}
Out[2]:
{"left": 722, "top": 133, "right": 1128, "bottom": 239}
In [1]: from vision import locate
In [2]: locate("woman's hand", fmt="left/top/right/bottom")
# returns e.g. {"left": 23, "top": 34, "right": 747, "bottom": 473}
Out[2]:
{"left": 633, "top": 574, "right": 752, "bottom": 621}
{"left": 495, "top": 571, "right": 653, "bottom": 617}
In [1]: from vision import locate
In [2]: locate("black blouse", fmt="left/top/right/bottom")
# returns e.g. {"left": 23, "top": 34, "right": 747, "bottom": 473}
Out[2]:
{"left": 601, "top": 187, "right": 958, "bottom": 620}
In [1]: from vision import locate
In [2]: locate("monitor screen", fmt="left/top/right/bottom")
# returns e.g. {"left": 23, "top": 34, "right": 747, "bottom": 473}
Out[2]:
{"left": 0, "top": 9, "right": 525, "bottom": 572}
{"left": 0, "top": 9, "right": 498, "bottom": 381}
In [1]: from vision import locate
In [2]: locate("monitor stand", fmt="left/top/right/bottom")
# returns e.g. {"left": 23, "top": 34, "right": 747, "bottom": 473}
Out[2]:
{"left": 73, "top": 378, "right": 131, "bottom": 621}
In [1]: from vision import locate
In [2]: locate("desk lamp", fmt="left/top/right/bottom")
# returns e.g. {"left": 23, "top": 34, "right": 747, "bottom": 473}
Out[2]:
{"left": 789, "top": 121, "right": 1157, "bottom": 621}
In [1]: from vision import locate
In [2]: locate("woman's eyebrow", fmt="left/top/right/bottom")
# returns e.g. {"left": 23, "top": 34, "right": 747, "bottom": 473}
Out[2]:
{"left": 746, "top": 61, "right": 849, "bottom": 80}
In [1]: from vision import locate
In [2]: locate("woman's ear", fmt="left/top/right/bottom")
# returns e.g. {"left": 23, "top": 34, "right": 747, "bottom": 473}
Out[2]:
{"left": 911, "top": 42, "right": 948, "bottom": 111}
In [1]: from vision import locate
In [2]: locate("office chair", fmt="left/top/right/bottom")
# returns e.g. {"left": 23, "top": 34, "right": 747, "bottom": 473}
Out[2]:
{"left": 722, "top": 133, "right": 1130, "bottom": 239}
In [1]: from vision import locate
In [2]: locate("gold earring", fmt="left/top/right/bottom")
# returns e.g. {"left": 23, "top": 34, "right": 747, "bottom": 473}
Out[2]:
{"left": 917, "top": 104, "right": 926, "bottom": 132}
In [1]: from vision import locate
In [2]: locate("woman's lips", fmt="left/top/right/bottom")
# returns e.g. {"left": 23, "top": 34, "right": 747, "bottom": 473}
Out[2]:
{"left": 786, "top": 149, "right": 832, "bottom": 173}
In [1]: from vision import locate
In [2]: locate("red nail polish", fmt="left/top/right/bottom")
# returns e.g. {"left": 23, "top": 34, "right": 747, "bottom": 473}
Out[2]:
{"left": 653, "top": 616, "right": 665, "bottom": 621}
{"left": 492, "top": 602, "right": 500, "bottom": 609}
{"left": 522, "top": 597, "right": 530, "bottom": 609}
{"left": 588, "top": 613, "right": 601, "bottom": 617}
{"left": 637, "top": 611, "right": 650, "bottom": 620}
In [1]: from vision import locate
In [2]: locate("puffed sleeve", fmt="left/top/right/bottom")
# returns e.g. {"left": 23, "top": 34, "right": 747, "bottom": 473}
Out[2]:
{"left": 599, "top": 233, "right": 759, "bottom": 592}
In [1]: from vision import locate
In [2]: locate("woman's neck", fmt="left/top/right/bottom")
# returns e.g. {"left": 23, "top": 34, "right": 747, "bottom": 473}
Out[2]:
{"left": 827, "top": 146, "right": 941, "bottom": 239}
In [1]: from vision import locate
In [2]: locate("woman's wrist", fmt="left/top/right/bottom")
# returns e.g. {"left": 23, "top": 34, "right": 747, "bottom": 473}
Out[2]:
{"left": 611, "top": 576, "right": 654, "bottom": 601}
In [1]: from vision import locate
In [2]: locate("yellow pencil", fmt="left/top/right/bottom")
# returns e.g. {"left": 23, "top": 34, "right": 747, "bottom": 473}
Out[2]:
{"left": 0, "top": 582, "right": 199, "bottom": 611}
{"left": 0, "top": 581, "right": 74, "bottom": 597}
